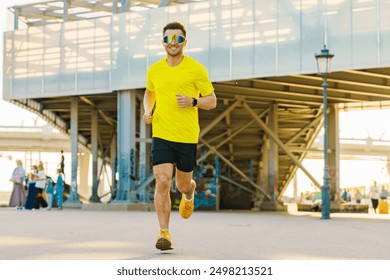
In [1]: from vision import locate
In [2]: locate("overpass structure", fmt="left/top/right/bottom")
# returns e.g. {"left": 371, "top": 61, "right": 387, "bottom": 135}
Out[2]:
{"left": 2, "top": 0, "right": 390, "bottom": 210}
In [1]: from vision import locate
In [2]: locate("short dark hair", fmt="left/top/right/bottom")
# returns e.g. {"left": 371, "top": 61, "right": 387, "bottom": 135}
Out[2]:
{"left": 163, "top": 22, "right": 187, "bottom": 37}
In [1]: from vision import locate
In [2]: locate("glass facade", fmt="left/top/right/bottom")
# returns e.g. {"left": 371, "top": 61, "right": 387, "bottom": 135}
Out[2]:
{"left": 3, "top": 0, "right": 390, "bottom": 99}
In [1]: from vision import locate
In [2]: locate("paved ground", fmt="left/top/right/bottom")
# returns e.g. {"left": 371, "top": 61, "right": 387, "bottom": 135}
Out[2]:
{"left": 1, "top": 206, "right": 390, "bottom": 260}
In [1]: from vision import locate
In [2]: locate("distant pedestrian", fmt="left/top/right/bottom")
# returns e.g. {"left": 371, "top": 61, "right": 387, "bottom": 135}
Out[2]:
{"left": 55, "top": 168, "right": 65, "bottom": 210}
{"left": 369, "top": 181, "right": 380, "bottom": 214}
{"left": 25, "top": 165, "right": 38, "bottom": 210}
{"left": 59, "top": 150, "right": 65, "bottom": 176}
{"left": 380, "top": 186, "right": 388, "bottom": 200}
{"left": 45, "top": 178, "right": 54, "bottom": 210}
{"left": 34, "top": 162, "right": 48, "bottom": 209}
{"left": 9, "top": 159, "right": 26, "bottom": 210}
{"left": 342, "top": 190, "right": 351, "bottom": 202}
{"left": 355, "top": 189, "right": 362, "bottom": 204}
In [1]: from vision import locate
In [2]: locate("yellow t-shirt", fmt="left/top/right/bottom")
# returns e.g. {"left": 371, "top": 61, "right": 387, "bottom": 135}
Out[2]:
{"left": 146, "top": 56, "right": 214, "bottom": 143}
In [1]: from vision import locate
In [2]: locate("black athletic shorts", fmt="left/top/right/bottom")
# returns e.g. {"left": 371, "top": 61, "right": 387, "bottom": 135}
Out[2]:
{"left": 152, "top": 137, "right": 197, "bottom": 172}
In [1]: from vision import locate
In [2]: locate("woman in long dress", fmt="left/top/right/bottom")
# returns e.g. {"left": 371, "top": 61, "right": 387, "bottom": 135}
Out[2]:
{"left": 9, "top": 159, "right": 26, "bottom": 210}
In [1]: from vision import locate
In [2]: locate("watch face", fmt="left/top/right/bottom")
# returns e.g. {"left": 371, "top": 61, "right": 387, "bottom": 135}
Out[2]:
{"left": 192, "top": 98, "right": 197, "bottom": 106}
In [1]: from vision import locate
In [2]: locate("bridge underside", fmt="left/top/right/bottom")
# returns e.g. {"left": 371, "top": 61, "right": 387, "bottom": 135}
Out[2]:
{"left": 10, "top": 67, "right": 390, "bottom": 206}
{"left": 4, "top": 0, "right": 390, "bottom": 208}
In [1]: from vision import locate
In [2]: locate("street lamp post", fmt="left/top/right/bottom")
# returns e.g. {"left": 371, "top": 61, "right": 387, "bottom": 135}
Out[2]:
{"left": 315, "top": 46, "right": 334, "bottom": 220}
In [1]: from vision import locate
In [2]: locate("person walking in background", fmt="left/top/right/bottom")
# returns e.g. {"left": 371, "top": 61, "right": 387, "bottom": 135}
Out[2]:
{"left": 9, "top": 159, "right": 26, "bottom": 210}
{"left": 342, "top": 189, "right": 349, "bottom": 202}
{"left": 143, "top": 21, "right": 217, "bottom": 251}
{"left": 380, "top": 186, "right": 388, "bottom": 200}
{"left": 34, "top": 162, "right": 48, "bottom": 209}
{"left": 369, "top": 181, "right": 380, "bottom": 214}
{"left": 379, "top": 186, "right": 389, "bottom": 214}
{"left": 55, "top": 168, "right": 64, "bottom": 210}
{"left": 45, "top": 177, "right": 54, "bottom": 210}
{"left": 25, "top": 165, "right": 38, "bottom": 210}
{"left": 355, "top": 189, "right": 362, "bottom": 204}
{"left": 59, "top": 150, "right": 65, "bottom": 176}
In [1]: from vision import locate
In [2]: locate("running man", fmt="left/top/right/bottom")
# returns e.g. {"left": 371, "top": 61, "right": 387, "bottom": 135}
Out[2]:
{"left": 143, "top": 22, "right": 217, "bottom": 251}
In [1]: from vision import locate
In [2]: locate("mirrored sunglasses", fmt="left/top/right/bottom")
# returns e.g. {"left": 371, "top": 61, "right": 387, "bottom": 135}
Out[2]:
{"left": 163, "top": 35, "right": 186, "bottom": 44}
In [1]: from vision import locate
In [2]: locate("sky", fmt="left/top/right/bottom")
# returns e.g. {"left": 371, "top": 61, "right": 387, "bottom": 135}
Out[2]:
{"left": 0, "top": 0, "right": 47, "bottom": 126}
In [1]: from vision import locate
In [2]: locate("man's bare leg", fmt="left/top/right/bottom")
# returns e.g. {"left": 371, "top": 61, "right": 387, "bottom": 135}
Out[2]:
{"left": 153, "top": 163, "right": 174, "bottom": 250}
{"left": 176, "top": 169, "right": 196, "bottom": 219}
{"left": 153, "top": 163, "right": 174, "bottom": 229}
{"left": 175, "top": 169, "right": 195, "bottom": 198}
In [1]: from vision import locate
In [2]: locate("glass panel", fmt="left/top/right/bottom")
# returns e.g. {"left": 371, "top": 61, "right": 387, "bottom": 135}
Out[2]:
{"left": 128, "top": 11, "right": 149, "bottom": 88}
{"left": 43, "top": 24, "right": 61, "bottom": 95}
{"left": 254, "top": 0, "right": 277, "bottom": 77}
{"left": 351, "top": 0, "right": 378, "bottom": 68}
{"left": 3, "top": 0, "right": 387, "bottom": 99}
{"left": 3, "top": 32, "right": 15, "bottom": 99}
{"left": 300, "top": 1, "right": 326, "bottom": 73}
{"left": 324, "top": 0, "right": 351, "bottom": 71}
{"left": 380, "top": 0, "right": 390, "bottom": 65}
{"left": 111, "top": 13, "right": 130, "bottom": 89}
{"left": 187, "top": 1, "right": 211, "bottom": 72}
{"left": 61, "top": 21, "right": 79, "bottom": 94}
{"left": 277, "top": 0, "right": 301, "bottom": 75}
{"left": 147, "top": 8, "right": 169, "bottom": 67}
{"left": 231, "top": 0, "right": 255, "bottom": 78}
{"left": 209, "top": 0, "right": 232, "bottom": 81}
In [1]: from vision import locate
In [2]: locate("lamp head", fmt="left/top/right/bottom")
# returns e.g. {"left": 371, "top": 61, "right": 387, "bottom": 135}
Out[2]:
{"left": 315, "top": 45, "right": 334, "bottom": 77}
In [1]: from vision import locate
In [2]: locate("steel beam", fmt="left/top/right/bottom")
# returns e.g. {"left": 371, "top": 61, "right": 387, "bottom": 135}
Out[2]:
{"left": 199, "top": 99, "right": 242, "bottom": 138}
{"left": 285, "top": 113, "right": 323, "bottom": 146}
{"left": 243, "top": 102, "right": 322, "bottom": 189}
{"left": 220, "top": 175, "right": 254, "bottom": 194}
{"left": 200, "top": 138, "right": 271, "bottom": 200}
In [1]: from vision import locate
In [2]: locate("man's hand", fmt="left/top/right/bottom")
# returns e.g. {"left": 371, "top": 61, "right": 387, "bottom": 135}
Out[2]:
{"left": 143, "top": 111, "right": 153, "bottom": 124}
{"left": 176, "top": 94, "right": 192, "bottom": 108}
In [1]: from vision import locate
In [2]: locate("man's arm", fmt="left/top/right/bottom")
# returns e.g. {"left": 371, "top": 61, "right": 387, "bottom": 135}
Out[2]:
{"left": 196, "top": 91, "right": 217, "bottom": 110}
{"left": 176, "top": 91, "right": 217, "bottom": 110}
{"left": 143, "top": 89, "right": 156, "bottom": 124}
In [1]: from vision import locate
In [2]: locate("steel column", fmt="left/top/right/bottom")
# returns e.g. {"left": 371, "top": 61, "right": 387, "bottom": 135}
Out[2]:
{"left": 67, "top": 97, "right": 80, "bottom": 203}
{"left": 63, "top": 0, "right": 68, "bottom": 22}
{"left": 268, "top": 103, "right": 278, "bottom": 202}
{"left": 90, "top": 109, "right": 100, "bottom": 202}
{"left": 159, "top": 0, "right": 172, "bottom": 7}
{"left": 139, "top": 106, "right": 151, "bottom": 202}
{"left": 110, "top": 133, "right": 117, "bottom": 199}
{"left": 13, "top": 7, "right": 20, "bottom": 29}
{"left": 114, "top": 90, "right": 136, "bottom": 202}
{"left": 328, "top": 104, "right": 340, "bottom": 202}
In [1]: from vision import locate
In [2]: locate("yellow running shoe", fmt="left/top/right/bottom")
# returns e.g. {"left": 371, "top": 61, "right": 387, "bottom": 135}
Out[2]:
{"left": 179, "top": 194, "right": 194, "bottom": 219}
{"left": 155, "top": 229, "right": 173, "bottom": 251}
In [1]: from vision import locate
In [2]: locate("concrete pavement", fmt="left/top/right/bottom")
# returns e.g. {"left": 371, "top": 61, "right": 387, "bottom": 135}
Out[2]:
{"left": 1, "top": 205, "right": 390, "bottom": 260}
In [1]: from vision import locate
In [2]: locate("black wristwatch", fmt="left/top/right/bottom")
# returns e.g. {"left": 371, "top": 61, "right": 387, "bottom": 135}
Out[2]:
{"left": 192, "top": 98, "right": 198, "bottom": 107}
